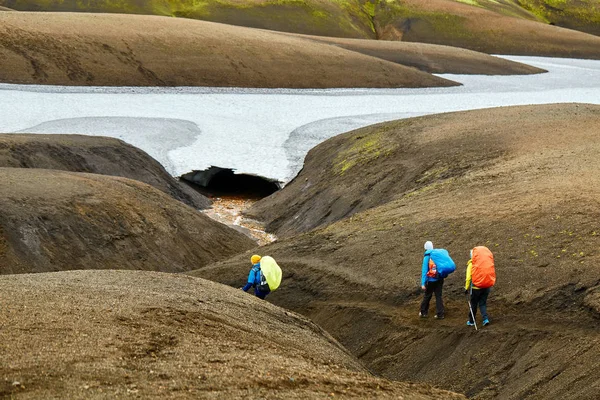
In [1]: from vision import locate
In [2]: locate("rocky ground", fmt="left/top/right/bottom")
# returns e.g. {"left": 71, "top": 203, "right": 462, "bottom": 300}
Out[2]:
{"left": 0, "top": 270, "right": 465, "bottom": 399}
{"left": 191, "top": 103, "right": 600, "bottom": 399}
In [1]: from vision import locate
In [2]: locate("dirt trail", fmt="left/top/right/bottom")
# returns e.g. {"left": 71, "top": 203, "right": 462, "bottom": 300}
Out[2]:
{"left": 191, "top": 250, "right": 600, "bottom": 399}
{"left": 315, "top": 298, "right": 598, "bottom": 337}
{"left": 308, "top": 296, "right": 600, "bottom": 398}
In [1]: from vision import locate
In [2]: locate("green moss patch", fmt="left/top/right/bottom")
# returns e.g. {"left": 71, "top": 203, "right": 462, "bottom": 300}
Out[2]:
{"left": 333, "top": 130, "right": 396, "bottom": 175}
{"left": 517, "top": 0, "right": 600, "bottom": 35}
{"left": 1, "top": 0, "right": 377, "bottom": 38}
{"left": 375, "top": 1, "right": 476, "bottom": 41}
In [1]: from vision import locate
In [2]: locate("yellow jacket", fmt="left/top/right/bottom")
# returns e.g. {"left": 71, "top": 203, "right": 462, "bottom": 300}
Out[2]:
{"left": 465, "top": 259, "right": 480, "bottom": 290}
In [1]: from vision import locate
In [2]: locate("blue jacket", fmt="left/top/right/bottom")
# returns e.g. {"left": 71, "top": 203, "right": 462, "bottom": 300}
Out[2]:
{"left": 421, "top": 250, "right": 440, "bottom": 286}
{"left": 242, "top": 264, "right": 270, "bottom": 296}
{"left": 242, "top": 264, "right": 261, "bottom": 291}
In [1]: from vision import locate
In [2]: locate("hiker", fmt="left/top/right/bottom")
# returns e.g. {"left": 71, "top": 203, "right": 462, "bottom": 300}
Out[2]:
{"left": 465, "top": 246, "right": 496, "bottom": 327}
{"left": 241, "top": 254, "right": 270, "bottom": 300}
{"left": 420, "top": 241, "right": 456, "bottom": 319}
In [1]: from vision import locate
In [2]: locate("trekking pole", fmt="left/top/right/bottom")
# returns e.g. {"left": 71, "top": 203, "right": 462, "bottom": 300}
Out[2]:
{"left": 467, "top": 287, "right": 478, "bottom": 331}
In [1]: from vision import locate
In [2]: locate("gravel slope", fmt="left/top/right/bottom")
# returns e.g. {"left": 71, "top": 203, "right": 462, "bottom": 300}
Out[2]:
{"left": 0, "top": 270, "right": 465, "bottom": 399}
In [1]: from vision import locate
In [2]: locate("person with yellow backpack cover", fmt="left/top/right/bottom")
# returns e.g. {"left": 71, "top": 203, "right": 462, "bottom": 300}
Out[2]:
{"left": 241, "top": 254, "right": 282, "bottom": 300}
{"left": 465, "top": 246, "right": 496, "bottom": 327}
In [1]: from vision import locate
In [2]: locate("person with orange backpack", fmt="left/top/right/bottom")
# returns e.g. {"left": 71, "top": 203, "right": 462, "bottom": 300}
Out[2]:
{"left": 419, "top": 241, "right": 456, "bottom": 319}
{"left": 465, "top": 246, "right": 496, "bottom": 327}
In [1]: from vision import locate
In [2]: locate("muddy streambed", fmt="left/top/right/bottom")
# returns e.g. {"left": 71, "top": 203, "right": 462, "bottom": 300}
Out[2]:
{"left": 202, "top": 196, "right": 275, "bottom": 246}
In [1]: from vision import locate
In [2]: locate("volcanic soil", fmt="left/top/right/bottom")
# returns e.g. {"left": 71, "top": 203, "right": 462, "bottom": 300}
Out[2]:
{"left": 279, "top": 33, "right": 546, "bottom": 75}
{"left": 0, "top": 12, "right": 457, "bottom": 88}
{"left": 0, "top": 269, "right": 466, "bottom": 399}
{"left": 374, "top": 0, "right": 600, "bottom": 59}
{"left": 0, "top": 134, "right": 209, "bottom": 210}
{"left": 0, "top": 168, "right": 255, "bottom": 274}
{"left": 5, "top": 0, "right": 600, "bottom": 54}
{"left": 0, "top": 0, "right": 378, "bottom": 39}
{"left": 191, "top": 104, "right": 600, "bottom": 399}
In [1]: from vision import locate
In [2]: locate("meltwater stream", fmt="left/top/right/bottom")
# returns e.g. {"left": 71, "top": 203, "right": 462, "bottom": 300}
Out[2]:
{"left": 0, "top": 56, "right": 599, "bottom": 184}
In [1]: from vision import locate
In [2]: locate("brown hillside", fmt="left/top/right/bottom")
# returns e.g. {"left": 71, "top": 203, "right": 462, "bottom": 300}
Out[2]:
{"left": 0, "top": 12, "right": 457, "bottom": 88}
{"left": 282, "top": 33, "right": 546, "bottom": 75}
{"left": 0, "top": 270, "right": 465, "bottom": 399}
{"left": 376, "top": 0, "right": 600, "bottom": 59}
{"left": 0, "top": 0, "right": 377, "bottom": 39}
{"left": 0, "top": 168, "right": 255, "bottom": 274}
{"left": 248, "top": 104, "right": 600, "bottom": 239}
{"left": 518, "top": 0, "right": 600, "bottom": 37}
{"left": 0, "top": 134, "right": 209, "bottom": 210}
{"left": 4, "top": 0, "right": 600, "bottom": 45}
{"left": 192, "top": 104, "right": 600, "bottom": 399}
{"left": 0, "top": 5, "right": 13, "bottom": 10}
{"left": 3, "top": 1, "right": 599, "bottom": 58}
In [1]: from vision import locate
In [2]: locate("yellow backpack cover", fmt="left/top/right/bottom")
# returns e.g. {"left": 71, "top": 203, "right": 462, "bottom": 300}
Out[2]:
{"left": 260, "top": 256, "right": 282, "bottom": 291}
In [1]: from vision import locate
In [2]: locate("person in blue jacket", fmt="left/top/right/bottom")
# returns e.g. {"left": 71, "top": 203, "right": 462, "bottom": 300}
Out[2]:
{"left": 241, "top": 254, "right": 270, "bottom": 300}
{"left": 419, "top": 241, "right": 445, "bottom": 319}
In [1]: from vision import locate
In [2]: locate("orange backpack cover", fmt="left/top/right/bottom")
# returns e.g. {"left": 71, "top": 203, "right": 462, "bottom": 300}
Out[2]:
{"left": 471, "top": 246, "right": 496, "bottom": 289}
{"left": 426, "top": 258, "right": 438, "bottom": 278}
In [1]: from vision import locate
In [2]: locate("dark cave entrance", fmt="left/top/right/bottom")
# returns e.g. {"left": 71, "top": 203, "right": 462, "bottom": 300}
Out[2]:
{"left": 181, "top": 166, "right": 281, "bottom": 199}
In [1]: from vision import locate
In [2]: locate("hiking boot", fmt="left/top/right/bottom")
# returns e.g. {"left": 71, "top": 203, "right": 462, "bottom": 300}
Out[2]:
{"left": 466, "top": 321, "right": 475, "bottom": 326}
{"left": 434, "top": 315, "right": 444, "bottom": 320}
{"left": 419, "top": 312, "right": 428, "bottom": 318}
{"left": 482, "top": 319, "right": 490, "bottom": 326}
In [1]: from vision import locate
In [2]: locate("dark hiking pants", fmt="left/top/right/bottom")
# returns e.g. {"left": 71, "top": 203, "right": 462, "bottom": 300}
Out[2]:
{"left": 420, "top": 279, "right": 444, "bottom": 317}
{"left": 254, "top": 288, "right": 270, "bottom": 300}
{"left": 468, "top": 287, "right": 491, "bottom": 322}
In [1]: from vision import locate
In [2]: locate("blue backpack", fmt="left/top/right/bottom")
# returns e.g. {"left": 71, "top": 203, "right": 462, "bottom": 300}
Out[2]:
{"left": 429, "top": 249, "right": 456, "bottom": 278}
